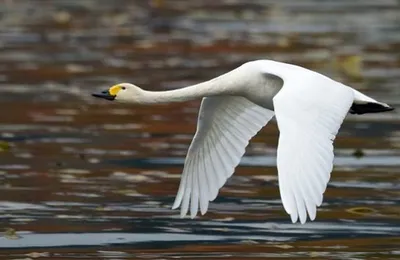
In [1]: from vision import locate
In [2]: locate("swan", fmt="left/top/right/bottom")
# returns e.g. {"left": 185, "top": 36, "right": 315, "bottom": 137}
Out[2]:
{"left": 92, "top": 60, "right": 394, "bottom": 224}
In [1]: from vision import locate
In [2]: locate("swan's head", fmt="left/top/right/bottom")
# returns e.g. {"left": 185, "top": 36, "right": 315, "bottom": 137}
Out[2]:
{"left": 92, "top": 83, "right": 142, "bottom": 103}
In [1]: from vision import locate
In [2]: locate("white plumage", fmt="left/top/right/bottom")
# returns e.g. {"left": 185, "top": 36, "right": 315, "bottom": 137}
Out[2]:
{"left": 172, "top": 96, "right": 275, "bottom": 218}
{"left": 92, "top": 60, "right": 394, "bottom": 224}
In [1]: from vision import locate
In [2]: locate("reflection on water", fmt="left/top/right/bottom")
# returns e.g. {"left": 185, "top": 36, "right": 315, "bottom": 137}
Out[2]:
{"left": 0, "top": 0, "right": 399, "bottom": 259}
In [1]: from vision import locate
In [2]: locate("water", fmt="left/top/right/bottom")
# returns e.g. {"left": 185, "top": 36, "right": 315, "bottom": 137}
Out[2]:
{"left": 0, "top": 1, "right": 399, "bottom": 259}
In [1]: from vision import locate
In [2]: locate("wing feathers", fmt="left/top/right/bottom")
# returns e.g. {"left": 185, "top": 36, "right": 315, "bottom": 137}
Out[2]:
{"left": 199, "top": 158, "right": 208, "bottom": 215}
{"left": 205, "top": 139, "right": 221, "bottom": 200}
{"left": 180, "top": 161, "right": 192, "bottom": 217}
{"left": 175, "top": 65, "right": 357, "bottom": 224}
{"left": 273, "top": 80, "right": 354, "bottom": 223}
{"left": 173, "top": 96, "right": 274, "bottom": 218}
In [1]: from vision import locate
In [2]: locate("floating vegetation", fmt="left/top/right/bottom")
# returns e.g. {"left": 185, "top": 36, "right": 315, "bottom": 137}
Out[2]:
{"left": 3, "top": 228, "right": 21, "bottom": 240}
{"left": 352, "top": 148, "right": 365, "bottom": 159}
{"left": 0, "top": 141, "right": 10, "bottom": 152}
{"left": 346, "top": 207, "right": 378, "bottom": 216}
{"left": 334, "top": 55, "right": 363, "bottom": 79}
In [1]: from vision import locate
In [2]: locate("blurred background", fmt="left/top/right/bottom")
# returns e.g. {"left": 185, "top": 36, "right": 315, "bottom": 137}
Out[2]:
{"left": 0, "top": 0, "right": 399, "bottom": 259}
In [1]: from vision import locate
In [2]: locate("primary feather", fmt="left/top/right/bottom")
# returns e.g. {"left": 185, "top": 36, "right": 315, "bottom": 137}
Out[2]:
{"left": 272, "top": 75, "right": 354, "bottom": 224}
{"left": 172, "top": 96, "right": 275, "bottom": 218}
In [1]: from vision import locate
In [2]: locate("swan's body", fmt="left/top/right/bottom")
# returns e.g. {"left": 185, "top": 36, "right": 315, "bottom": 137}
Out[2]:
{"left": 93, "top": 60, "right": 393, "bottom": 224}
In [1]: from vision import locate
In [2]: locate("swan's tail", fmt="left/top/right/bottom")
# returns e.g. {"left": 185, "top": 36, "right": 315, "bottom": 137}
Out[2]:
{"left": 350, "top": 89, "right": 394, "bottom": 115}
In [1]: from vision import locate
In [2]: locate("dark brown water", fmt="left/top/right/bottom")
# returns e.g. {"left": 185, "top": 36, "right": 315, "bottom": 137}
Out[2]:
{"left": 0, "top": 1, "right": 399, "bottom": 259}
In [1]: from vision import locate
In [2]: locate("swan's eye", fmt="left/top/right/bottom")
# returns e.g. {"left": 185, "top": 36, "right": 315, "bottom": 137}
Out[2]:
{"left": 121, "top": 87, "right": 126, "bottom": 90}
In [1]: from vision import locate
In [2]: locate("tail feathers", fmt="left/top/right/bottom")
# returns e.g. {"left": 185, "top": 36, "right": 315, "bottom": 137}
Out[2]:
{"left": 350, "top": 89, "right": 394, "bottom": 115}
{"left": 349, "top": 89, "right": 394, "bottom": 115}
{"left": 352, "top": 89, "right": 378, "bottom": 104}
{"left": 350, "top": 102, "right": 394, "bottom": 115}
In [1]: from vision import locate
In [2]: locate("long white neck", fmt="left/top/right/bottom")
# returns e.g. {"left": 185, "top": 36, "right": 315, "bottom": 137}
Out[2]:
{"left": 135, "top": 67, "right": 246, "bottom": 105}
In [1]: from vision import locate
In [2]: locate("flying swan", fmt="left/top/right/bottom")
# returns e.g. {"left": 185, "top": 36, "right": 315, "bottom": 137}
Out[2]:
{"left": 92, "top": 60, "right": 394, "bottom": 224}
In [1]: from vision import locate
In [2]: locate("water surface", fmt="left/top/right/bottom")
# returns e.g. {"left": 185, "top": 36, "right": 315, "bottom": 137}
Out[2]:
{"left": 0, "top": 1, "right": 399, "bottom": 259}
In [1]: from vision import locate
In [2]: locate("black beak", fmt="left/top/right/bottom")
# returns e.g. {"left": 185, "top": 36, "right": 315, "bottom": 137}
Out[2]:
{"left": 92, "top": 90, "right": 115, "bottom": 101}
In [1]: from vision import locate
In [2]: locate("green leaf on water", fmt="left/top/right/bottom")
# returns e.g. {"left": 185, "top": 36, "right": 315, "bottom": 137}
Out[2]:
{"left": 0, "top": 141, "right": 10, "bottom": 152}
{"left": 4, "top": 228, "right": 21, "bottom": 240}
{"left": 346, "top": 207, "right": 377, "bottom": 216}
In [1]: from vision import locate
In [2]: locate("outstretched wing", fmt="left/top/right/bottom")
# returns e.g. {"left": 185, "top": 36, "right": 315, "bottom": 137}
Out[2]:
{"left": 273, "top": 79, "right": 354, "bottom": 224}
{"left": 172, "top": 96, "right": 275, "bottom": 218}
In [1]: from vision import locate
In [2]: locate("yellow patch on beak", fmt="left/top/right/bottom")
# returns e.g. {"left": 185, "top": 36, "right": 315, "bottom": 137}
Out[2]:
{"left": 109, "top": 85, "right": 122, "bottom": 96}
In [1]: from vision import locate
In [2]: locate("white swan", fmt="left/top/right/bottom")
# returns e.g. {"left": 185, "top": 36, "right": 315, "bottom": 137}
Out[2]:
{"left": 92, "top": 60, "right": 394, "bottom": 224}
